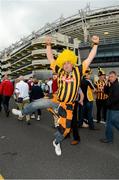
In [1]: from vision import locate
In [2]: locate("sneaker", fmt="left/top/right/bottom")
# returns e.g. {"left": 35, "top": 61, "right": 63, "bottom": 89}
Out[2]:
{"left": 82, "top": 122, "right": 89, "bottom": 128}
{"left": 12, "top": 109, "right": 23, "bottom": 118}
{"left": 31, "top": 114, "right": 35, "bottom": 119}
{"left": 100, "top": 138, "right": 113, "bottom": 143}
{"left": 18, "top": 117, "right": 23, "bottom": 121}
{"left": 37, "top": 115, "right": 41, "bottom": 121}
{"left": 53, "top": 140, "right": 61, "bottom": 156}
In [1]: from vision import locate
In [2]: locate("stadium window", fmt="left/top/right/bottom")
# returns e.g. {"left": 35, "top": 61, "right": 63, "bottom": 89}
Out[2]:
{"left": 68, "top": 37, "right": 74, "bottom": 44}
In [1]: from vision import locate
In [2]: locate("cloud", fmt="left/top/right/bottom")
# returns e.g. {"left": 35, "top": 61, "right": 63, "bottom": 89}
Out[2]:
{"left": 0, "top": 0, "right": 119, "bottom": 50}
{"left": 0, "top": 3, "right": 31, "bottom": 48}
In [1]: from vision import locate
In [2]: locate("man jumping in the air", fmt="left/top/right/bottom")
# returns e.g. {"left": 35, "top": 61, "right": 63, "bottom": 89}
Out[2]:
{"left": 12, "top": 35, "right": 99, "bottom": 156}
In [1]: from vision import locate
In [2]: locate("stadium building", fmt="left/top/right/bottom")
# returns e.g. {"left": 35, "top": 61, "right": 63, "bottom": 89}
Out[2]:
{"left": 0, "top": 33, "right": 79, "bottom": 79}
{"left": 0, "top": 5, "right": 119, "bottom": 80}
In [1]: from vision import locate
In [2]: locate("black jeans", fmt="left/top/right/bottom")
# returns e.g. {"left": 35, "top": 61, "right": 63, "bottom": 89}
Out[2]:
{"left": 2, "top": 96, "right": 11, "bottom": 113}
{"left": 79, "top": 101, "right": 94, "bottom": 129}
{"left": 0, "top": 95, "right": 2, "bottom": 111}
{"left": 96, "top": 99, "right": 107, "bottom": 122}
{"left": 78, "top": 104, "right": 84, "bottom": 126}
{"left": 71, "top": 101, "right": 80, "bottom": 141}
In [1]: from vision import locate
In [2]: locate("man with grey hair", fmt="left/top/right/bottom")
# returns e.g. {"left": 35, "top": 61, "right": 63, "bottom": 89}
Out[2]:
{"left": 100, "top": 71, "right": 119, "bottom": 143}
{"left": 15, "top": 76, "right": 30, "bottom": 124}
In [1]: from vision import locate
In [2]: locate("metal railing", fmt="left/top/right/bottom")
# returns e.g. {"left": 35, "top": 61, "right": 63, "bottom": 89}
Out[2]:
{"left": 0, "top": 5, "right": 119, "bottom": 58}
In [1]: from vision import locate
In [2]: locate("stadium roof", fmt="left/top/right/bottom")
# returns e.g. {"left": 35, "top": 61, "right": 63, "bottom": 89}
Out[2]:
{"left": 0, "top": 5, "right": 119, "bottom": 56}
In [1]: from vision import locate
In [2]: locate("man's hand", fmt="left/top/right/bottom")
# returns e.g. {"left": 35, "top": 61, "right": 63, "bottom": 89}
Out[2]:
{"left": 79, "top": 100, "right": 83, "bottom": 106}
{"left": 45, "top": 36, "right": 52, "bottom": 46}
{"left": 91, "top": 35, "right": 99, "bottom": 45}
{"left": 46, "top": 36, "right": 55, "bottom": 63}
{"left": 105, "top": 79, "right": 111, "bottom": 87}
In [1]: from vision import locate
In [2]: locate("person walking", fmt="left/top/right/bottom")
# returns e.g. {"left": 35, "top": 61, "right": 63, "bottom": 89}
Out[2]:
{"left": 100, "top": 71, "right": 119, "bottom": 143}
{"left": 15, "top": 76, "right": 30, "bottom": 124}
{"left": 1, "top": 74, "right": 14, "bottom": 117}
{"left": 30, "top": 77, "right": 44, "bottom": 120}
{"left": 71, "top": 87, "right": 84, "bottom": 145}
{"left": 80, "top": 69, "right": 96, "bottom": 130}
{"left": 0, "top": 81, "right": 3, "bottom": 112}
{"left": 95, "top": 68, "right": 108, "bottom": 123}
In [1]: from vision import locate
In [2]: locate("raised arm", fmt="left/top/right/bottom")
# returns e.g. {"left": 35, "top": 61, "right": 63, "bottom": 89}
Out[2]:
{"left": 45, "top": 36, "right": 55, "bottom": 64}
{"left": 83, "top": 36, "right": 99, "bottom": 70}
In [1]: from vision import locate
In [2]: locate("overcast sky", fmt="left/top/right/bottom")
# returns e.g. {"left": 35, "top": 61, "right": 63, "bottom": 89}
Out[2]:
{"left": 0, "top": 0, "right": 119, "bottom": 50}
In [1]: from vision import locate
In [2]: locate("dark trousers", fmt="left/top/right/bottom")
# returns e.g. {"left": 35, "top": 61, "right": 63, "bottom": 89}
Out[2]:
{"left": 105, "top": 109, "right": 119, "bottom": 141}
{"left": 2, "top": 96, "right": 11, "bottom": 113}
{"left": 71, "top": 101, "right": 80, "bottom": 141}
{"left": 79, "top": 101, "right": 94, "bottom": 129}
{"left": 37, "top": 109, "right": 41, "bottom": 115}
{"left": 0, "top": 95, "right": 2, "bottom": 111}
{"left": 96, "top": 99, "right": 107, "bottom": 122}
{"left": 78, "top": 104, "right": 84, "bottom": 126}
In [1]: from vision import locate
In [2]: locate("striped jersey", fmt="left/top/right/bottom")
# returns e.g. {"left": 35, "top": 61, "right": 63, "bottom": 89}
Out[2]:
{"left": 50, "top": 62, "right": 86, "bottom": 103}
{"left": 94, "top": 80, "right": 108, "bottom": 100}
{"left": 81, "top": 77, "right": 95, "bottom": 102}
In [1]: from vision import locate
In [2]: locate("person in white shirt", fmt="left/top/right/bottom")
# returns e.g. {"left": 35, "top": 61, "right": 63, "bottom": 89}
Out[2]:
{"left": 47, "top": 78, "right": 53, "bottom": 95}
{"left": 15, "top": 76, "right": 30, "bottom": 125}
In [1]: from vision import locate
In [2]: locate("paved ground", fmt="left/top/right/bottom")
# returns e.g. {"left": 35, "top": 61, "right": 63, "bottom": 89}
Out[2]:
{"left": 0, "top": 100, "right": 119, "bottom": 179}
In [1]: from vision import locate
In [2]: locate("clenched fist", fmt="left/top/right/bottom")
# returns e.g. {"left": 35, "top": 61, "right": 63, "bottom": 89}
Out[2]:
{"left": 91, "top": 35, "right": 99, "bottom": 45}
{"left": 45, "top": 36, "right": 52, "bottom": 46}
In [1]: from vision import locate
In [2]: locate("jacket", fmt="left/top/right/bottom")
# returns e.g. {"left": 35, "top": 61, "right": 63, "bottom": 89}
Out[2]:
{"left": 30, "top": 85, "right": 44, "bottom": 100}
{"left": 0, "top": 83, "right": 2, "bottom": 95}
{"left": 1, "top": 80, "right": 14, "bottom": 96}
{"left": 104, "top": 79, "right": 119, "bottom": 110}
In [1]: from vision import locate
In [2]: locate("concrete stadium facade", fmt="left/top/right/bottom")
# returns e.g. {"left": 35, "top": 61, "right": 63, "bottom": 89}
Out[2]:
{"left": 0, "top": 33, "right": 79, "bottom": 80}
{"left": 0, "top": 5, "right": 119, "bottom": 79}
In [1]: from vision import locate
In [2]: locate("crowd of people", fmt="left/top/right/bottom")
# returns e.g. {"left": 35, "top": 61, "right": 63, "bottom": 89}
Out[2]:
{"left": 0, "top": 35, "right": 119, "bottom": 156}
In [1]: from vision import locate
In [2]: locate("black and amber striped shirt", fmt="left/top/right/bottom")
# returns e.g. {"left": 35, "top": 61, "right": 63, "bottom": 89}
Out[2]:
{"left": 81, "top": 77, "right": 95, "bottom": 102}
{"left": 50, "top": 62, "right": 86, "bottom": 103}
{"left": 95, "top": 80, "right": 108, "bottom": 100}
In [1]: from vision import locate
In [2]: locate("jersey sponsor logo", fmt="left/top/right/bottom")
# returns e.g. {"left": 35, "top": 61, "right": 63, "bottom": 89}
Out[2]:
{"left": 61, "top": 76, "right": 75, "bottom": 83}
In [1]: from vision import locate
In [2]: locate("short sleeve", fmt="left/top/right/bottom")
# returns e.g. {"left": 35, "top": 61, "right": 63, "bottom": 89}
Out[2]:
{"left": 87, "top": 80, "right": 95, "bottom": 90}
